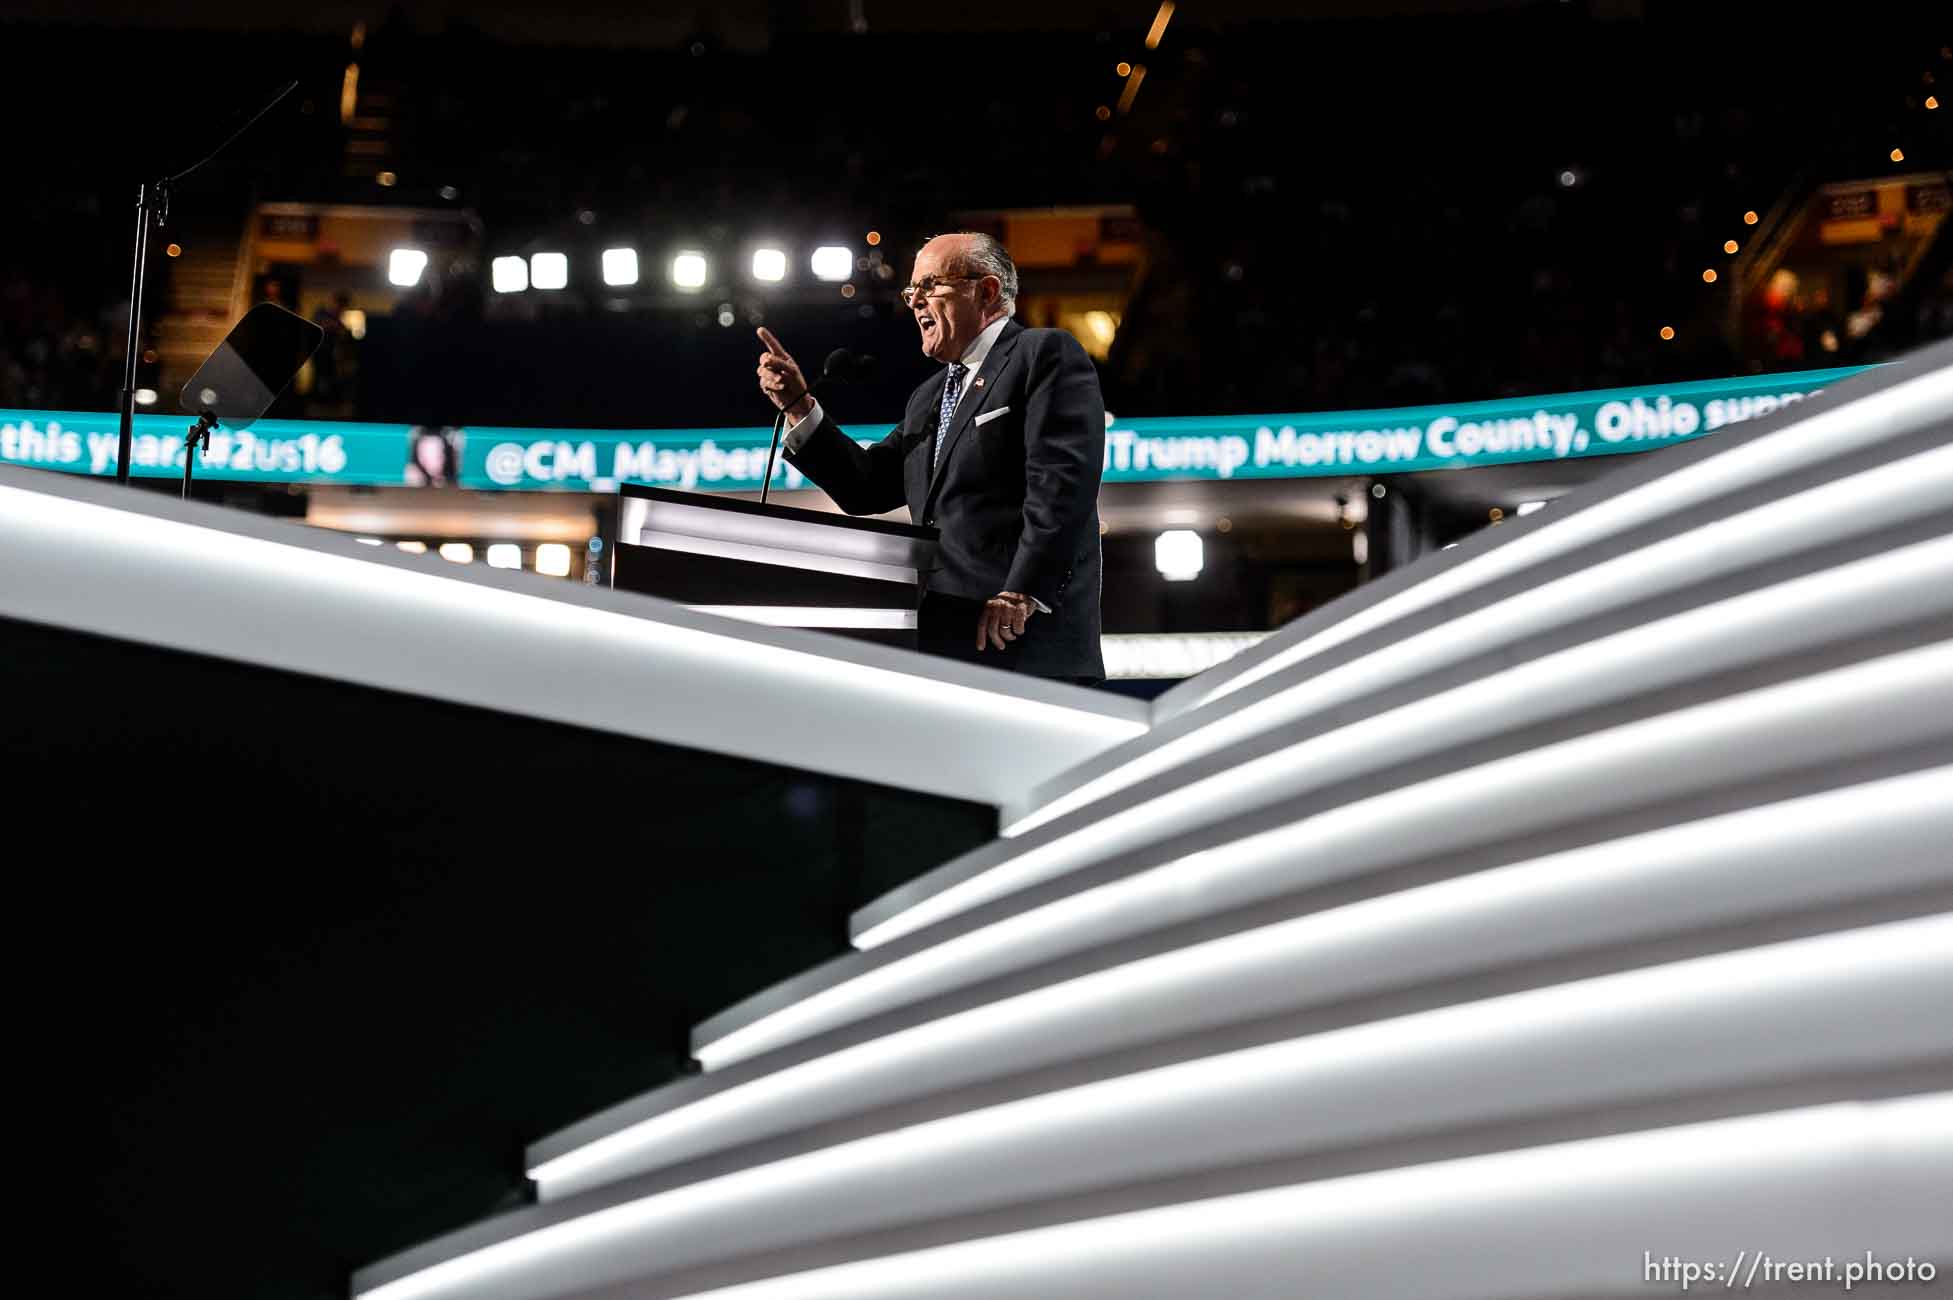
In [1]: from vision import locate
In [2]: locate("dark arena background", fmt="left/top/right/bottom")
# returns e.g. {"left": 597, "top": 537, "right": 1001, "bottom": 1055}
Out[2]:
{"left": 3, "top": 3, "right": 1949, "bottom": 1299}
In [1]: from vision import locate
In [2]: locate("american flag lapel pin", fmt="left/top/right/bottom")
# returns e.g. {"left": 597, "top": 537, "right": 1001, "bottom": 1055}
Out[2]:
{"left": 973, "top": 377, "right": 985, "bottom": 388}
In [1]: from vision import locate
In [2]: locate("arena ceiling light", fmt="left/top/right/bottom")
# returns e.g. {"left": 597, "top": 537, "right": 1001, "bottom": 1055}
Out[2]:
{"left": 810, "top": 246, "right": 854, "bottom": 282}
{"left": 751, "top": 248, "right": 788, "bottom": 283}
{"left": 530, "top": 253, "right": 569, "bottom": 292}
{"left": 486, "top": 544, "right": 521, "bottom": 571}
{"left": 491, "top": 257, "right": 529, "bottom": 294}
{"left": 602, "top": 249, "right": 640, "bottom": 288}
{"left": 388, "top": 249, "right": 428, "bottom": 287}
{"left": 1155, "top": 529, "right": 1203, "bottom": 581}
{"left": 672, "top": 252, "right": 710, "bottom": 290}
{"left": 535, "top": 544, "right": 572, "bottom": 577}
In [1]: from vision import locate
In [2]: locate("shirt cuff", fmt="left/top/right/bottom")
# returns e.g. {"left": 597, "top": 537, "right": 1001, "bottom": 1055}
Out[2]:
{"left": 782, "top": 399, "right": 825, "bottom": 453}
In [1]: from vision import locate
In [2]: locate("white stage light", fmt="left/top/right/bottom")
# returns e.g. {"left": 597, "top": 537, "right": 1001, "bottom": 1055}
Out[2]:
{"left": 439, "top": 543, "right": 474, "bottom": 564}
{"left": 395, "top": 541, "right": 427, "bottom": 555}
{"left": 491, "top": 257, "right": 529, "bottom": 293}
{"left": 672, "top": 252, "right": 709, "bottom": 290}
{"left": 603, "top": 249, "right": 639, "bottom": 287}
{"left": 810, "top": 246, "right": 853, "bottom": 282}
{"left": 133, "top": 388, "right": 158, "bottom": 407}
{"left": 1155, "top": 530, "right": 1203, "bottom": 581}
{"left": 486, "top": 544, "right": 522, "bottom": 570}
{"left": 535, "top": 544, "right": 572, "bottom": 577}
{"left": 751, "top": 248, "right": 787, "bottom": 282}
{"left": 530, "top": 253, "right": 569, "bottom": 291}
{"left": 388, "top": 249, "right": 428, "bottom": 287}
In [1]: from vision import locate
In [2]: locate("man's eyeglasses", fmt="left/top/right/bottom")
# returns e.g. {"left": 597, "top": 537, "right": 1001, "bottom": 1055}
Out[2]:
{"left": 899, "top": 274, "right": 983, "bottom": 308}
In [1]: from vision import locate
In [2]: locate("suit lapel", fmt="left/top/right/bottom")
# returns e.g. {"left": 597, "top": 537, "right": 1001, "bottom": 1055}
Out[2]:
{"left": 923, "top": 320, "right": 1022, "bottom": 514}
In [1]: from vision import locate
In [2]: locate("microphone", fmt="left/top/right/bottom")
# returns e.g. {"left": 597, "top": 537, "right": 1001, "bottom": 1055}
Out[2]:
{"left": 816, "top": 348, "right": 877, "bottom": 388}
{"left": 760, "top": 347, "right": 877, "bottom": 505}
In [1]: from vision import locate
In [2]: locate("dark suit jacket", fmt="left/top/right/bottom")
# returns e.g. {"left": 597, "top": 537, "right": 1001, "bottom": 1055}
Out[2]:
{"left": 784, "top": 319, "right": 1106, "bottom": 679}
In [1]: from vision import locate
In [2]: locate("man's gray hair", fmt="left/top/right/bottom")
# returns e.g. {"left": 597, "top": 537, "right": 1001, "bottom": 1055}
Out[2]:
{"left": 944, "top": 232, "right": 1019, "bottom": 318}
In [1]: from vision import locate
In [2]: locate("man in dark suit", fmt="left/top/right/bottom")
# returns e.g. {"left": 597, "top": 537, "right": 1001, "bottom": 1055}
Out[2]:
{"left": 755, "top": 232, "right": 1105, "bottom": 683}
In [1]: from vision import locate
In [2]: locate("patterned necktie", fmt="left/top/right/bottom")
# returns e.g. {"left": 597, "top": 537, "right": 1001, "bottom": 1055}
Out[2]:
{"left": 934, "top": 363, "right": 965, "bottom": 468}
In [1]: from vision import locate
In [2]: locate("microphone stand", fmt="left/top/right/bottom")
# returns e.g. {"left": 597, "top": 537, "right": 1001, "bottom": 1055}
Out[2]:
{"left": 116, "top": 80, "right": 298, "bottom": 487}
{"left": 759, "top": 404, "right": 792, "bottom": 507}
{"left": 180, "top": 413, "right": 217, "bottom": 501}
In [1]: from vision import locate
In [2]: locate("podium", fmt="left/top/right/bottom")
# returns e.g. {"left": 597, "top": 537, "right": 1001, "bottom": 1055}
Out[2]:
{"left": 611, "top": 485, "right": 939, "bottom": 647}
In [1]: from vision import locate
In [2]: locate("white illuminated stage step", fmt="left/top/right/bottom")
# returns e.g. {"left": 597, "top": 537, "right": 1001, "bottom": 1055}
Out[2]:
{"left": 0, "top": 465, "right": 1145, "bottom": 811}
{"left": 353, "top": 338, "right": 1953, "bottom": 1300}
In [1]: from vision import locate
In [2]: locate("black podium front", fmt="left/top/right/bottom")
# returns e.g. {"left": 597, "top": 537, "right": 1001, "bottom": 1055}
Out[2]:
{"left": 611, "top": 485, "right": 939, "bottom": 647}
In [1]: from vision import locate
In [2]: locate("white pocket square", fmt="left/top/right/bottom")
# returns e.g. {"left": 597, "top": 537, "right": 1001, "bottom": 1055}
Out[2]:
{"left": 974, "top": 405, "right": 1011, "bottom": 426}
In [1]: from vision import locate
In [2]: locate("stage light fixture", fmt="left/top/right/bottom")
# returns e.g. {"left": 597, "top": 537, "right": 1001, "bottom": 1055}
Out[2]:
{"left": 671, "top": 251, "right": 709, "bottom": 290}
{"left": 535, "top": 544, "right": 572, "bottom": 577}
{"left": 751, "top": 248, "right": 788, "bottom": 282}
{"left": 1155, "top": 529, "right": 1203, "bottom": 581}
{"left": 491, "top": 257, "right": 528, "bottom": 294}
{"left": 439, "top": 543, "right": 474, "bottom": 564}
{"left": 810, "top": 246, "right": 854, "bottom": 282}
{"left": 1744, "top": 210, "right": 1759, "bottom": 224}
{"left": 530, "top": 253, "right": 569, "bottom": 291}
{"left": 387, "top": 248, "right": 428, "bottom": 287}
{"left": 602, "top": 248, "right": 639, "bottom": 287}
{"left": 486, "top": 544, "right": 521, "bottom": 570}
{"left": 134, "top": 388, "right": 157, "bottom": 407}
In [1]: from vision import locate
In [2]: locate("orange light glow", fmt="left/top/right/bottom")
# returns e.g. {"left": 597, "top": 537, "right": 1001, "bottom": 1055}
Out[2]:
{"left": 1743, "top": 210, "right": 1759, "bottom": 225}
{"left": 1145, "top": 1, "right": 1175, "bottom": 49}
{"left": 1890, "top": 148, "right": 1906, "bottom": 162}
{"left": 1702, "top": 269, "right": 1717, "bottom": 283}
{"left": 1116, "top": 61, "right": 1133, "bottom": 77}
{"left": 865, "top": 230, "right": 881, "bottom": 246}
{"left": 1723, "top": 240, "right": 1739, "bottom": 254}
{"left": 165, "top": 243, "right": 182, "bottom": 258}
{"left": 1660, "top": 326, "right": 1676, "bottom": 340}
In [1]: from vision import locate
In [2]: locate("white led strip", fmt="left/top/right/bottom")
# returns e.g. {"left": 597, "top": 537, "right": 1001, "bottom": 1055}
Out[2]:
{"left": 861, "top": 476, "right": 1953, "bottom": 950}
{"left": 696, "top": 640, "right": 1952, "bottom": 1069}
{"left": 0, "top": 477, "right": 1145, "bottom": 809}
{"left": 687, "top": 606, "right": 918, "bottom": 629}
{"left": 998, "top": 437, "right": 1953, "bottom": 845}
{"left": 660, "top": 1094, "right": 1952, "bottom": 1300}
{"left": 1176, "top": 360, "right": 1953, "bottom": 715}
{"left": 529, "top": 766, "right": 1952, "bottom": 1199}
{"left": 357, "top": 919, "right": 1952, "bottom": 1300}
